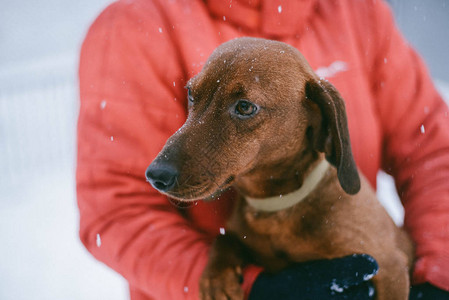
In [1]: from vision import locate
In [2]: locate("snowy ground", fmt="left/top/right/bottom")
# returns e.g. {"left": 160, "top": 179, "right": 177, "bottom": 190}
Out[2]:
{"left": 0, "top": 1, "right": 448, "bottom": 300}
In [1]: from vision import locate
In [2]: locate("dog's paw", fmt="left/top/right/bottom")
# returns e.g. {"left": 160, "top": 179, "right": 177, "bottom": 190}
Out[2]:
{"left": 199, "top": 266, "right": 244, "bottom": 300}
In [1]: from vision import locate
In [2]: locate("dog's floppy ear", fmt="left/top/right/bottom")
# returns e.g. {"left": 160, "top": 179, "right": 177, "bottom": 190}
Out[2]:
{"left": 305, "top": 79, "right": 360, "bottom": 195}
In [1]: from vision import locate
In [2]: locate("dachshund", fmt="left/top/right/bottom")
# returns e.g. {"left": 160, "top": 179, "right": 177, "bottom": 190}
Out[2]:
{"left": 146, "top": 37, "right": 414, "bottom": 300}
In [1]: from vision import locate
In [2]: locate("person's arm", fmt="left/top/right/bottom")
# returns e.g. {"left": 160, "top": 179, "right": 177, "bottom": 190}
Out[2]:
{"left": 77, "top": 2, "right": 211, "bottom": 298}
{"left": 366, "top": 0, "right": 449, "bottom": 292}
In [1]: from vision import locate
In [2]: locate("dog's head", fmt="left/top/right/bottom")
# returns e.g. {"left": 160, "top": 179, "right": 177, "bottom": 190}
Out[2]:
{"left": 146, "top": 37, "right": 360, "bottom": 201}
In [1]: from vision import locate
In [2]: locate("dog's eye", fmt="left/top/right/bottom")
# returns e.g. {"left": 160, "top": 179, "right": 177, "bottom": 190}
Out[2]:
{"left": 234, "top": 100, "right": 259, "bottom": 118}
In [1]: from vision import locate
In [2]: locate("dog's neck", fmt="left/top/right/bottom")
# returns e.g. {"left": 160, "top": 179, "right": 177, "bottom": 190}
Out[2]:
{"left": 235, "top": 149, "right": 323, "bottom": 197}
{"left": 244, "top": 158, "right": 330, "bottom": 212}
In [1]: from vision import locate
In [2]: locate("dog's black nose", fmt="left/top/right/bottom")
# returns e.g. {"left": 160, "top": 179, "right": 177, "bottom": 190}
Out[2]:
{"left": 145, "top": 163, "right": 178, "bottom": 192}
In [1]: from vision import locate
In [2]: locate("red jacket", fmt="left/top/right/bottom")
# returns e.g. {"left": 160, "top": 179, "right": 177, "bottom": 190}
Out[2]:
{"left": 77, "top": 0, "right": 449, "bottom": 298}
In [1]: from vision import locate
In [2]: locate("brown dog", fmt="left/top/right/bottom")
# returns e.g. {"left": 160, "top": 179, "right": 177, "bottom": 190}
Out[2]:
{"left": 146, "top": 37, "right": 414, "bottom": 300}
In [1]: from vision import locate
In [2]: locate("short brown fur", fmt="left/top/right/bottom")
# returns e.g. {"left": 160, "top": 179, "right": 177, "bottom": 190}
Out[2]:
{"left": 148, "top": 37, "right": 414, "bottom": 300}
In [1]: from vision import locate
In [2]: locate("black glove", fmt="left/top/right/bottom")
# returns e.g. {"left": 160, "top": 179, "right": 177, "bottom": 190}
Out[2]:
{"left": 410, "top": 283, "right": 449, "bottom": 300}
{"left": 249, "top": 254, "right": 378, "bottom": 300}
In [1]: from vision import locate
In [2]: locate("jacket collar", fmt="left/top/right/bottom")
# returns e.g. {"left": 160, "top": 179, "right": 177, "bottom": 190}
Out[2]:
{"left": 206, "top": 0, "right": 317, "bottom": 37}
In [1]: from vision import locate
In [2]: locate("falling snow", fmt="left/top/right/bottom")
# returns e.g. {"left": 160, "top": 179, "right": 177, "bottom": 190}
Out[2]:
{"left": 278, "top": 5, "right": 282, "bottom": 13}
{"left": 219, "top": 227, "right": 226, "bottom": 235}
{"left": 96, "top": 234, "right": 102, "bottom": 247}
{"left": 420, "top": 124, "right": 426, "bottom": 134}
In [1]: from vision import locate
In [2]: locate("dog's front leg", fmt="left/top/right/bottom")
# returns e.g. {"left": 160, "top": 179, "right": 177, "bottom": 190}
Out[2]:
{"left": 373, "top": 250, "right": 410, "bottom": 300}
{"left": 200, "top": 232, "right": 249, "bottom": 300}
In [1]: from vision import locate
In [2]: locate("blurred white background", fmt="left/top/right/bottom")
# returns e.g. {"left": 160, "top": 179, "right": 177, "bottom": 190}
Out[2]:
{"left": 0, "top": 1, "right": 447, "bottom": 299}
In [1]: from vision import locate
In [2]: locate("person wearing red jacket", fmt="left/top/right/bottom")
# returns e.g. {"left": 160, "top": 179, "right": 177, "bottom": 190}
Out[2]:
{"left": 77, "top": 0, "right": 449, "bottom": 299}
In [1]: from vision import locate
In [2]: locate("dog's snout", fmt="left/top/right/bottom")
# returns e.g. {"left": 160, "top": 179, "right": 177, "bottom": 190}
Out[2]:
{"left": 146, "top": 163, "right": 178, "bottom": 192}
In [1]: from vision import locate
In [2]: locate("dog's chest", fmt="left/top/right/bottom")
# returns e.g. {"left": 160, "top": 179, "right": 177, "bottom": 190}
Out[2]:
{"left": 237, "top": 204, "right": 335, "bottom": 266}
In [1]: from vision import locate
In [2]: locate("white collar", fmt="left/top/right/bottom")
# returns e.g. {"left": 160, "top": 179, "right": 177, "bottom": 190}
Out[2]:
{"left": 245, "top": 159, "right": 330, "bottom": 212}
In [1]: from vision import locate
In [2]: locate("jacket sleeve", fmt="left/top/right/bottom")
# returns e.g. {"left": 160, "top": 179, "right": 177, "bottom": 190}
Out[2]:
{"left": 367, "top": 1, "right": 449, "bottom": 291}
{"left": 76, "top": 2, "right": 210, "bottom": 298}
